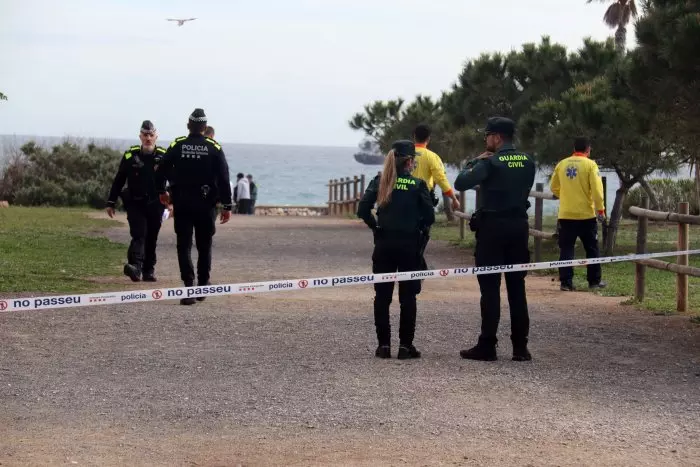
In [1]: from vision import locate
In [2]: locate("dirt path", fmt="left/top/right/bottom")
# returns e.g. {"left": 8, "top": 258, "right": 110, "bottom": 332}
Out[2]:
{"left": 1, "top": 215, "right": 699, "bottom": 466}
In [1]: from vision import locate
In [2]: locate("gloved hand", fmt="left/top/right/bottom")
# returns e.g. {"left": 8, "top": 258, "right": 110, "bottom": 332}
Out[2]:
{"left": 596, "top": 210, "right": 606, "bottom": 223}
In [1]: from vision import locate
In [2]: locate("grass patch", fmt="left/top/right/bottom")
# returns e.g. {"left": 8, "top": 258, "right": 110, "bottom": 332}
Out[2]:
{"left": 432, "top": 215, "right": 700, "bottom": 315}
{"left": 0, "top": 206, "right": 125, "bottom": 294}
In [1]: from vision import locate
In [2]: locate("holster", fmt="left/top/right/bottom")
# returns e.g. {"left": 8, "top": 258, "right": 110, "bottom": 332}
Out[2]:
{"left": 469, "top": 210, "right": 482, "bottom": 232}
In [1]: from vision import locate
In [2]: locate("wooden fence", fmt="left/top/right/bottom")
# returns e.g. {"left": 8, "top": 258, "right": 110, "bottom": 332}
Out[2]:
{"left": 327, "top": 175, "right": 366, "bottom": 216}
{"left": 629, "top": 198, "right": 700, "bottom": 312}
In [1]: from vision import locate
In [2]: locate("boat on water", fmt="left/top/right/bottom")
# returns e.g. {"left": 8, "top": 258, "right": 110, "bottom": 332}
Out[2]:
{"left": 353, "top": 138, "right": 384, "bottom": 165}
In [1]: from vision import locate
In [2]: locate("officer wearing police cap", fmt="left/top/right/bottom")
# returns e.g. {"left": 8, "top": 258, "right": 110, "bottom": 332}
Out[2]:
{"left": 454, "top": 117, "right": 536, "bottom": 362}
{"left": 106, "top": 120, "right": 167, "bottom": 282}
{"left": 357, "top": 140, "right": 435, "bottom": 359}
{"left": 156, "top": 108, "right": 233, "bottom": 305}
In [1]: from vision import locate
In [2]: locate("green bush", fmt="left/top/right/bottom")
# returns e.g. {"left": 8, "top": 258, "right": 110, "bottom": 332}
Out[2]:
{"left": 0, "top": 140, "right": 122, "bottom": 208}
{"left": 623, "top": 178, "right": 699, "bottom": 217}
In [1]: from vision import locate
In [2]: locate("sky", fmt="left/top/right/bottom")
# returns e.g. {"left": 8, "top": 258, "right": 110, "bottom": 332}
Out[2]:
{"left": 0, "top": 0, "right": 622, "bottom": 147}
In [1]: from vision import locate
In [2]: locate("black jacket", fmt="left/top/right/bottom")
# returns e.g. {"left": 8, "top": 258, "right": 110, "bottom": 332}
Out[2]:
{"left": 155, "top": 134, "right": 233, "bottom": 210}
{"left": 357, "top": 172, "right": 435, "bottom": 234}
{"left": 107, "top": 145, "right": 166, "bottom": 206}
{"left": 454, "top": 144, "right": 536, "bottom": 216}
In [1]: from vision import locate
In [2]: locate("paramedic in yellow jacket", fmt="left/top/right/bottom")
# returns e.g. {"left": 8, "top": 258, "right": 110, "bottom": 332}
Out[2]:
{"left": 550, "top": 136, "right": 607, "bottom": 292}
{"left": 411, "top": 124, "right": 461, "bottom": 211}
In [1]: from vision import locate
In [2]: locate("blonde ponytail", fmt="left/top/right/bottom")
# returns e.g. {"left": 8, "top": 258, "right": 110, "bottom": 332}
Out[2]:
{"left": 377, "top": 150, "right": 398, "bottom": 207}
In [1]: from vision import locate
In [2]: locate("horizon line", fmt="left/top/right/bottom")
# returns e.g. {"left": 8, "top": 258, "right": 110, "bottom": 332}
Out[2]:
{"left": 0, "top": 133, "right": 357, "bottom": 150}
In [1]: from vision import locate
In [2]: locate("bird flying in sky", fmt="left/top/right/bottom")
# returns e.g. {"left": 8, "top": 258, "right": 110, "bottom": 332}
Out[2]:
{"left": 166, "top": 18, "right": 197, "bottom": 26}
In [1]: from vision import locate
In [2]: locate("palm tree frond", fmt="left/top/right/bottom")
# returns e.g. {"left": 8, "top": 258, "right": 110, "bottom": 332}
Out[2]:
{"left": 603, "top": 3, "right": 623, "bottom": 27}
{"left": 629, "top": 0, "right": 638, "bottom": 17}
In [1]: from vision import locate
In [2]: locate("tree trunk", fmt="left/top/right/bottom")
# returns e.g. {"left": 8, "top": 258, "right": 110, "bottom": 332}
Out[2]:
{"left": 695, "top": 160, "right": 700, "bottom": 213}
{"left": 615, "top": 25, "right": 627, "bottom": 53}
{"left": 639, "top": 178, "right": 659, "bottom": 210}
{"left": 443, "top": 194, "right": 455, "bottom": 221}
{"left": 604, "top": 184, "right": 631, "bottom": 256}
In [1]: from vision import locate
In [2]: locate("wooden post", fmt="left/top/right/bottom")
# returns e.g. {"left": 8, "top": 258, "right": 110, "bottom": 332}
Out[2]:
{"left": 534, "top": 183, "right": 544, "bottom": 262}
{"left": 345, "top": 178, "right": 351, "bottom": 215}
{"left": 602, "top": 176, "right": 608, "bottom": 246}
{"left": 353, "top": 175, "right": 359, "bottom": 214}
{"left": 333, "top": 178, "right": 338, "bottom": 215}
{"left": 340, "top": 177, "right": 347, "bottom": 215}
{"left": 360, "top": 174, "right": 366, "bottom": 198}
{"left": 677, "top": 201, "right": 689, "bottom": 312}
{"left": 459, "top": 191, "right": 466, "bottom": 241}
{"left": 635, "top": 196, "right": 648, "bottom": 302}
{"left": 328, "top": 179, "right": 333, "bottom": 213}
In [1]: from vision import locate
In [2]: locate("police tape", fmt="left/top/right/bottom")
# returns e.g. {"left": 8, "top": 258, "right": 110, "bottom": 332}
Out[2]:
{"left": 1, "top": 249, "right": 699, "bottom": 313}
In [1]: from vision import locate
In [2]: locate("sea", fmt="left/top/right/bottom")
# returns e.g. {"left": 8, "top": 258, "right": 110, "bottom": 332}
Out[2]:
{"left": 0, "top": 134, "right": 692, "bottom": 215}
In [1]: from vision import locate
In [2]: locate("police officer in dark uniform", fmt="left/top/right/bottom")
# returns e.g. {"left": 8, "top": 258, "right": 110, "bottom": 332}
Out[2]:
{"left": 357, "top": 140, "right": 435, "bottom": 359}
{"left": 454, "top": 117, "right": 536, "bottom": 362}
{"left": 106, "top": 120, "right": 166, "bottom": 282}
{"left": 156, "top": 108, "right": 233, "bottom": 305}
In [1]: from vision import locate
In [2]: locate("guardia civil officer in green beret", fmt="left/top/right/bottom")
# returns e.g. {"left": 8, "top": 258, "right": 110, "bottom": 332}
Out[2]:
{"left": 357, "top": 140, "right": 435, "bottom": 360}
{"left": 454, "top": 117, "right": 536, "bottom": 362}
{"left": 106, "top": 120, "right": 167, "bottom": 282}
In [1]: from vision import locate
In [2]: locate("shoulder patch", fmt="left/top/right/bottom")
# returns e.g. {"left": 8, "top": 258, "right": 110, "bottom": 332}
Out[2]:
{"left": 129, "top": 145, "right": 140, "bottom": 151}
{"left": 156, "top": 147, "right": 166, "bottom": 154}
{"left": 175, "top": 136, "right": 187, "bottom": 142}
{"left": 124, "top": 152, "right": 132, "bottom": 160}
{"left": 205, "top": 137, "right": 221, "bottom": 150}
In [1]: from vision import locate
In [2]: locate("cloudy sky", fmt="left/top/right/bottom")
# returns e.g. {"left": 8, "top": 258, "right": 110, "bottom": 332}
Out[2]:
{"left": 1, "top": 0, "right": 619, "bottom": 147}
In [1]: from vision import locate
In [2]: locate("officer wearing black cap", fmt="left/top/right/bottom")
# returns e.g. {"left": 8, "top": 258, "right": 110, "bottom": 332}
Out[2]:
{"left": 155, "top": 108, "right": 233, "bottom": 305}
{"left": 454, "top": 117, "right": 536, "bottom": 362}
{"left": 357, "top": 140, "right": 435, "bottom": 360}
{"left": 106, "top": 120, "right": 167, "bottom": 282}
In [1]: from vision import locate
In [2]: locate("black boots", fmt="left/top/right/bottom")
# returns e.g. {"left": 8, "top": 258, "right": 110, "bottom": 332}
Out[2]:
{"left": 374, "top": 344, "right": 421, "bottom": 359}
{"left": 511, "top": 338, "right": 532, "bottom": 361}
{"left": 375, "top": 345, "right": 391, "bottom": 359}
{"left": 460, "top": 337, "right": 498, "bottom": 361}
{"left": 123, "top": 264, "right": 141, "bottom": 282}
{"left": 397, "top": 345, "right": 421, "bottom": 360}
{"left": 142, "top": 270, "right": 157, "bottom": 282}
{"left": 460, "top": 337, "right": 532, "bottom": 362}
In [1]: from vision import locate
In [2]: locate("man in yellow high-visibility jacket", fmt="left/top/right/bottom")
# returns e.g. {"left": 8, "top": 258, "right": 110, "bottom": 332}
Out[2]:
{"left": 411, "top": 124, "right": 461, "bottom": 212}
{"left": 411, "top": 124, "right": 460, "bottom": 270}
{"left": 550, "top": 136, "right": 607, "bottom": 292}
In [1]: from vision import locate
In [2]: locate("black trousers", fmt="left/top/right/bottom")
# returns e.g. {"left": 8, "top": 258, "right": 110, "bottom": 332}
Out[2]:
{"left": 249, "top": 199, "right": 256, "bottom": 215}
{"left": 125, "top": 200, "right": 165, "bottom": 274}
{"left": 557, "top": 218, "right": 602, "bottom": 286}
{"left": 173, "top": 205, "right": 217, "bottom": 286}
{"left": 372, "top": 234, "right": 423, "bottom": 347}
{"left": 474, "top": 217, "right": 530, "bottom": 345}
{"left": 237, "top": 199, "right": 251, "bottom": 215}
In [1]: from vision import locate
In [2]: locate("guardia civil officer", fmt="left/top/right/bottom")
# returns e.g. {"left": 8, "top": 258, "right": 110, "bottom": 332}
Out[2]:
{"left": 156, "top": 108, "right": 233, "bottom": 305}
{"left": 106, "top": 120, "right": 166, "bottom": 282}
{"left": 357, "top": 140, "right": 435, "bottom": 359}
{"left": 454, "top": 117, "right": 536, "bottom": 362}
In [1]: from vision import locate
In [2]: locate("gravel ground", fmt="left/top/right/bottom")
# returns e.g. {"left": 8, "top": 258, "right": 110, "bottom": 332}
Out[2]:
{"left": 1, "top": 214, "right": 699, "bottom": 466}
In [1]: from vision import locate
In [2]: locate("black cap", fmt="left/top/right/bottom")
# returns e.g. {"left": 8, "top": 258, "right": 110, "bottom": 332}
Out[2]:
{"left": 484, "top": 117, "right": 515, "bottom": 137}
{"left": 391, "top": 140, "right": 417, "bottom": 158}
{"left": 140, "top": 120, "right": 156, "bottom": 134}
{"left": 189, "top": 108, "right": 207, "bottom": 123}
